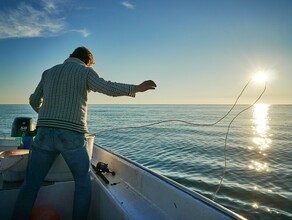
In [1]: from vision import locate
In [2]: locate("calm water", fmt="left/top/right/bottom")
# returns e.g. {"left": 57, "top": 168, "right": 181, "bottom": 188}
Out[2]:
{"left": 0, "top": 104, "right": 291, "bottom": 220}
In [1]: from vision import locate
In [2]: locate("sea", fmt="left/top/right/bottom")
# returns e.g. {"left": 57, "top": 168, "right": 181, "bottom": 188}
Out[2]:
{"left": 0, "top": 104, "right": 291, "bottom": 220}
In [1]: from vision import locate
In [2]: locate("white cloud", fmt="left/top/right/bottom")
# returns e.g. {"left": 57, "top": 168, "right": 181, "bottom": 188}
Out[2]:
{"left": 80, "top": 29, "right": 91, "bottom": 38}
{"left": 71, "top": 29, "right": 91, "bottom": 38}
{"left": 121, "top": 1, "right": 135, "bottom": 9}
{"left": 42, "top": 0, "right": 58, "bottom": 13}
{"left": 0, "top": 1, "right": 89, "bottom": 39}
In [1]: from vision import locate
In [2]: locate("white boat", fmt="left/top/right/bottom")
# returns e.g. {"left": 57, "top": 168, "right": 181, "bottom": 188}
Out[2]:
{"left": 0, "top": 118, "right": 246, "bottom": 220}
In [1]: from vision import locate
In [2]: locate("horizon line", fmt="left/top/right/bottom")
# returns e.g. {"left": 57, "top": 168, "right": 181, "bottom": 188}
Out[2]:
{"left": 0, "top": 103, "right": 291, "bottom": 105}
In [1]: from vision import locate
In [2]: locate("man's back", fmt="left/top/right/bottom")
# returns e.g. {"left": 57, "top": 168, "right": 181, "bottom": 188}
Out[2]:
{"left": 31, "top": 57, "right": 90, "bottom": 132}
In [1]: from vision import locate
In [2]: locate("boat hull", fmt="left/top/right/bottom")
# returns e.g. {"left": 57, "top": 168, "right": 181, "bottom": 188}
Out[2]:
{"left": 90, "top": 144, "right": 246, "bottom": 220}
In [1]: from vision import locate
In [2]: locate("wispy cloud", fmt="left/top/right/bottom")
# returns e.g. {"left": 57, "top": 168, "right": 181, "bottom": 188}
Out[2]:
{"left": 42, "top": 0, "right": 59, "bottom": 14}
{"left": 71, "top": 29, "right": 91, "bottom": 38}
{"left": 121, "top": 1, "right": 135, "bottom": 9}
{"left": 0, "top": 0, "right": 90, "bottom": 39}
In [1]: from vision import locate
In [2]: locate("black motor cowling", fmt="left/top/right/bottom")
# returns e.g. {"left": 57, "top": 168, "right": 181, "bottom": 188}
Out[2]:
{"left": 11, "top": 117, "right": 36, "bottom": 137}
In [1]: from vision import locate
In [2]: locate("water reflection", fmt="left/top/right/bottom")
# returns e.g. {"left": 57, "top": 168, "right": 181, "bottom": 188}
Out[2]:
{"left": 249, "top": 104, "right": 273, "bottom": 211}
{"left": 252, "top": 202, "right": 259, "bottom": 209}
{"left": 249, "top": 160, "right": 270, "bottom": 172}
{"left": 251, "top": 104, "right": 271, "bottom": 153}
{"left": 248, "top": 104, "right": 271, "bottom": 173}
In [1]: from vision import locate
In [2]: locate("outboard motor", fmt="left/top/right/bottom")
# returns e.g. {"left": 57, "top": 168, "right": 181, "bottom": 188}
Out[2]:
{"left": 11, "top": 117, "right": 36, "bottom": 149}
{"left": 11, "top": 117, "right": 36, "bottom": 137}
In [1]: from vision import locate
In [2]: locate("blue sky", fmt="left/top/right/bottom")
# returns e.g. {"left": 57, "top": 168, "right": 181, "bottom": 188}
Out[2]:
{"left": 0, "top": 0, "right": 291, "bottom": 104}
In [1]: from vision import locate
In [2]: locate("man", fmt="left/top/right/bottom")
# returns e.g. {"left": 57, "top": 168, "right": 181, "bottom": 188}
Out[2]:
{"left": 12, "top": 46, "right": 156, "bottom": 220}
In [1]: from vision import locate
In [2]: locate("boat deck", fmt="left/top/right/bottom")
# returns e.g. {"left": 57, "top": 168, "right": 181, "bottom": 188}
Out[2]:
{"left": 0, "top": 172, "right": 168, "bottom": 220}
{"left": 0, "top": 175, "right": 75, "bottom": 219}
{"left": 0, "top": 175, "right": 55, "bottom": 191}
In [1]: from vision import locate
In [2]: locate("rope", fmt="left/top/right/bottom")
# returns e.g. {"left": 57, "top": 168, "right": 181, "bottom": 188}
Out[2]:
{"left": 94, "top": 80, "right": 252, "bottom": 134}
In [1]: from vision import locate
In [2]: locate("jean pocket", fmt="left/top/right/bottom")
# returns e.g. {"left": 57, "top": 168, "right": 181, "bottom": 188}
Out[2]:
{"left": 32, "top": 127, "right": 53, "bottom": 151}
{"left": 56, "top": 129, "right": 86, "bottom": 151}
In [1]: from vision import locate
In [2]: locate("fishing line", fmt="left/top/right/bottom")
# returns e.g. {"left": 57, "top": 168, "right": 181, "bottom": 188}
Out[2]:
{"left": 94, "top": 80, "right": 252, "bottom": 134}
{"left": 212, "top": 82, "right": 266, "bottom": 201}
{"left": 93, "top": 79, "right": 267, "bottom": 201}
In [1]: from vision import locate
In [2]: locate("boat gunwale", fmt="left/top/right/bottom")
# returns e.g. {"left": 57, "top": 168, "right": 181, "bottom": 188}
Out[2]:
{"left": 93, "top": 143, "right": 246, "bottom": 220}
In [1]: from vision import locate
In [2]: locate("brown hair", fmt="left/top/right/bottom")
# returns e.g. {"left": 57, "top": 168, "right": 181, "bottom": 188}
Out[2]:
{"left": 70, "top": 47, "right": 94, "bottom": 65}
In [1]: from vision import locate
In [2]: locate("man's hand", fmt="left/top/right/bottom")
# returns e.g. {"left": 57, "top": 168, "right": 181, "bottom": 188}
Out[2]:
{"left": 135, "top": 80, "right": 157, "bottom": 93}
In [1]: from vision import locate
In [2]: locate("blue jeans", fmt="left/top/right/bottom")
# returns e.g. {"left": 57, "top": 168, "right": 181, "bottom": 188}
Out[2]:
{"left": 12, "top": 127, "right": 91, "bottom": 220}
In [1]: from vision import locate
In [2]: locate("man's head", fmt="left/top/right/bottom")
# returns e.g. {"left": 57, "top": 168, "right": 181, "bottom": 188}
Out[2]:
{"left": 70, "top": 47, "right": 94, "bottom": 66}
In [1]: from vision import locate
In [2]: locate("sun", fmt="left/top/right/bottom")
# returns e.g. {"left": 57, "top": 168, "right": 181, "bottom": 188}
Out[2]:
{"left": 253, "top": 71, "right": 268, "bottom": 83}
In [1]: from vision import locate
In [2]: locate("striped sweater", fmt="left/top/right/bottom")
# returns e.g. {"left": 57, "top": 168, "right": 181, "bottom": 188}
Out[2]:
{"left": 29, "top": 57, "right": 136, "bottom": 133}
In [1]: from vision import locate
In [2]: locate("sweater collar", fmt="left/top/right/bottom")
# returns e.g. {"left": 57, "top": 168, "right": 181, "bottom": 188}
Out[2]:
{"left": 64, "top": 57, "right": 87, "bottom": 66}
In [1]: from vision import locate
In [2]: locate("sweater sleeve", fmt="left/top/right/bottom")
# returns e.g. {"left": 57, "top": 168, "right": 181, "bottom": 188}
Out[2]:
{"left": 87, "top": 69, "right": 136, "bottom": 97}
{"left": 29, "top": 72, "right": 45, "bottom": 113}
